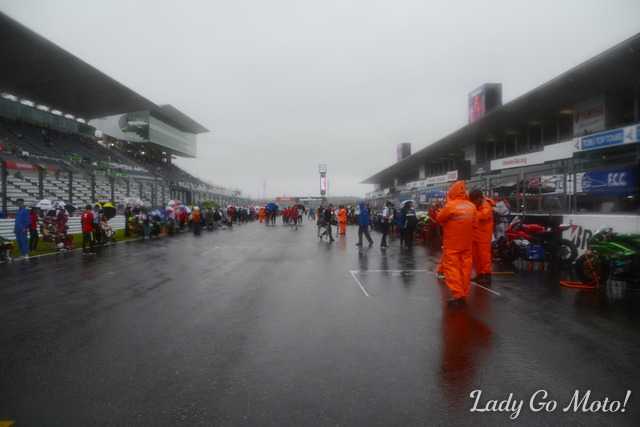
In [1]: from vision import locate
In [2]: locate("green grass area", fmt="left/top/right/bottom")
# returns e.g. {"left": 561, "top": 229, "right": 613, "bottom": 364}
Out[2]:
{"left": 8, "top": 229, "right": 140, "bottom": 258}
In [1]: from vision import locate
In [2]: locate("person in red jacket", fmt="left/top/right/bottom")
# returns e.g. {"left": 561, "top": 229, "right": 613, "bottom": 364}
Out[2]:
{"left": 469, "top": 189, "right": 495, "bottom": 284}
{"left": 81, "top": 204, "right": 95, "bottom": 254}
{"left": 437, "top": 181, "right": 478, "bottom": 307}
{"left": 427, "top": 202, "right": 442, "bottom": 246}
{"left": 29, "top": 207, "right": 39, "bottom": 252}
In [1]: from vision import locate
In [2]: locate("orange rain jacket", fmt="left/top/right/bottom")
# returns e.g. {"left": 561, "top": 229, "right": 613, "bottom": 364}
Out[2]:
{"left": 472, "top": 197, "right": 495, "bottom": 275}
{"left": 473, "top": 197, "right": 495, "bottom": 243}
{"left": 437, "top": 182, "right": 477, "bottom": 250}
{"left": 338, "top": 208, "right": 347, "bottom": 223}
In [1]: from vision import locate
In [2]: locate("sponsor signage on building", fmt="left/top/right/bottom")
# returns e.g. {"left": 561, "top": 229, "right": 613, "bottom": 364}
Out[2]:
{"left": 406, "top": 171, "right": 458, "bottom": 189}
{"left": 580, "top": 129, "right": 624, "bottom": 150}
{"left": 490, "top": 151, "right": 545, "bottom": 171}
{"left": 574, "top": 125, "right": 638, "bottom": 152}
{"left": 573, "top": 95, "right": 605, "bottom": 136}
{"left": 580, "top": 168, "right": 634, "bottom": 194}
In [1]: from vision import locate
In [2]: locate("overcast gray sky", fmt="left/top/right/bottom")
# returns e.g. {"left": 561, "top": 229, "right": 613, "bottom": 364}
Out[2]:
{"left": 2, "top": 0, "right": 640, "bottom": 199}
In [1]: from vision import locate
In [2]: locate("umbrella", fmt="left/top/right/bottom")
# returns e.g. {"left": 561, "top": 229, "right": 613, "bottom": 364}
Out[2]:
{"left": 400, "top": 199, "right": 415, "bottom": 209}
{"left": 167, "top": 199, "right": 181, "bottom": 206}
{"left": 54, "top": 201, "right": 78, "bottom": 215}
{"left": 102, "top": 203, "right": 116, "bottom": 220}
{"left": 178, "top": 205, "right": 192, "bottom": 213}
{"left": 122, "top": 197, "right": 144, "bottom": 206}
{"left": 36, "top": 199, "right": 53, "bottom": 210}
{"left": 164, "top": 206, "right": 175, "bottom": 211}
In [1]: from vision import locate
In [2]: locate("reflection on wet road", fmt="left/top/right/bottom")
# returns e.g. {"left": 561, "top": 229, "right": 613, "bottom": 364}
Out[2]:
{"left": 1, "top": 222, "right": 638, "bottom": 425}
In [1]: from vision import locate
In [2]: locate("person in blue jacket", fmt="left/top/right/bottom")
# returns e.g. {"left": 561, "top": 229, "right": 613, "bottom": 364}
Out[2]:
{"left": 355, "top": 201, "right": 374, "bottom": 246}
{"left": 13, "top": 198, "right": 30, "bottom": 260}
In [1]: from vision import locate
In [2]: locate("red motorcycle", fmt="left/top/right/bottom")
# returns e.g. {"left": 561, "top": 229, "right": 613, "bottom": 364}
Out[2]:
{"left": 493, "top": 216, "right": 578, "bottom": 266}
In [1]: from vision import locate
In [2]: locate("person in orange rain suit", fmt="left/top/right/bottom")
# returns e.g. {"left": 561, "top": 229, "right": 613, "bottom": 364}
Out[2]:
{"left": 469, "top": 189, "right": 495, "bottom": 285}
{"left": 436, "top": 181, "right": 478, "bottom": 307}
{"left": 258, "top": 207, "right": 265, "bottom": 223}
{"left": 338, "top": 205, "right": 347, "bottom": 235}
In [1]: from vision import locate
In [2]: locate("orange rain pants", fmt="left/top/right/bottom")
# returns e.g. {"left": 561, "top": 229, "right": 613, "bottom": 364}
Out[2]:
{"left": 472, "top": 242, "right": 492, "bottom": 275}
{"left": 442, "top": 247, "right": 473, "bottom": 298}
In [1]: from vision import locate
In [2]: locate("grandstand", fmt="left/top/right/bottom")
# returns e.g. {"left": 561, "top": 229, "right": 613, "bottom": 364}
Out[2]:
{"left": 0, "top": 12, "right": 251, "bottom": 214}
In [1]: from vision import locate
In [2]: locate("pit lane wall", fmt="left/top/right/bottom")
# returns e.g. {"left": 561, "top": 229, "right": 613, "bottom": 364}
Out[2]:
{"left": 510, "top": 213, "right": 640, "bottom": 256}
{"left": 564, "top": 214, "right": 640, "bottom": 254}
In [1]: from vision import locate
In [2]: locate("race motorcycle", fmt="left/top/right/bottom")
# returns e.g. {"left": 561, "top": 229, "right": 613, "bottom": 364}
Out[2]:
{"left": 492, "top": 216, "right": 578, "bottom": 266}
{"left": 574, "top": 225, "right": 640, "bottom": 285}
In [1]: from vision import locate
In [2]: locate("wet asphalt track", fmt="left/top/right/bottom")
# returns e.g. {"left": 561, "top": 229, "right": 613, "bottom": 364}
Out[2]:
{"left": 1, "top": 219, "right": 639, "bottom": 426}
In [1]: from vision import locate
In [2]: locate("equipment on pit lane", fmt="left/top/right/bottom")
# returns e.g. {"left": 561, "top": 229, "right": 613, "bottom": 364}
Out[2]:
{"left": 573, "top": 225, "right": 640, "bottom": 286}
{"left": 492, "top": 216, "right": 577, "bottom": 267}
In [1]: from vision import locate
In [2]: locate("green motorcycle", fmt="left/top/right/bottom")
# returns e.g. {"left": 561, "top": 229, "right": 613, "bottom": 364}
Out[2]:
{"left": 574, "top": 225, "right": 640, "bottom": 285}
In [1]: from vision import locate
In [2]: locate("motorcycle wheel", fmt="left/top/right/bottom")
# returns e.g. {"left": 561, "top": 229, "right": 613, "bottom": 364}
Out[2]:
{"left": 503, "top": 242, "right": 521, "bottom": 262}
{"left": 574, "top": 253, "right": 610, "bottom": 285}
{"left": 549, "top": 239, "right": 578, "bottom": 265}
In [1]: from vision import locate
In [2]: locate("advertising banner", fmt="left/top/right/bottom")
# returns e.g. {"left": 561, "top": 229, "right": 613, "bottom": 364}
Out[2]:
{"left": 580, "top": 168, "right": 634, "bottom": 194}
{"left": 4, "top": 161, "right": 37, "bottom": 170}
{"left": 573, "top": 95, "right": 605, "bottom": 136}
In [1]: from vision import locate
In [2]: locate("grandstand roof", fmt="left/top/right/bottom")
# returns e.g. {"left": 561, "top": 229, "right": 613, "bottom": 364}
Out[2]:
{"left": 362, "top": 32, "right": 640, "bottom": 184}
{"left": 0, "top": 12, "right": 202, "bottom": 130}
{"left": 153, "top": 105, "right": 209, "bottom": 134}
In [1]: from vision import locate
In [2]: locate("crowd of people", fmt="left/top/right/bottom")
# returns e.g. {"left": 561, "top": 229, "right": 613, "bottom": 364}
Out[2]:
{"left": 5, "top": 198, "right": 117, "bottom": 260}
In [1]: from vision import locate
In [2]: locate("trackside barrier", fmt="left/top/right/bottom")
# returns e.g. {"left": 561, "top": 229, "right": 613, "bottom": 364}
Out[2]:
{"left": 0, "top": 216, "right": 126, "bottom": 240}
